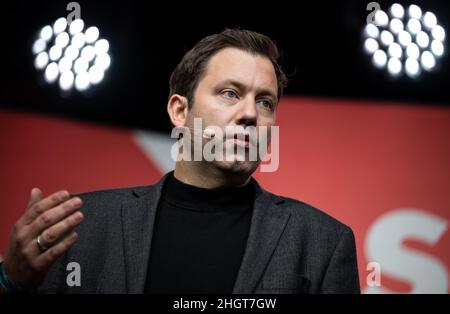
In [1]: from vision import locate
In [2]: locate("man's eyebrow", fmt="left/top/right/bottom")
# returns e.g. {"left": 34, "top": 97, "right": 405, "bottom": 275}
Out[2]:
{"left": 215, "top": 79, "right": 246, "bottom": 91}
{"left": 215, "top": 79, "right": 278, "bottom": 102}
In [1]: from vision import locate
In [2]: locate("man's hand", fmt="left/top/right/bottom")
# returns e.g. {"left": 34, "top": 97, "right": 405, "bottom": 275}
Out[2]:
{"left": 3, "top": 188, "right": 84, "bottom": 290}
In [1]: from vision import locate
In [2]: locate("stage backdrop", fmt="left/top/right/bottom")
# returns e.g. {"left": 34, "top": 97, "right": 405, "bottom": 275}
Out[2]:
{"left": 1, "top": 96, "right": 449, "bottom": 293}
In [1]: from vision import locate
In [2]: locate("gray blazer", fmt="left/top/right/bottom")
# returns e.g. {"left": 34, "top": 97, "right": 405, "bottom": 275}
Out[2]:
{"left": 38, "top": 173, "right": 360, "bottom": 294}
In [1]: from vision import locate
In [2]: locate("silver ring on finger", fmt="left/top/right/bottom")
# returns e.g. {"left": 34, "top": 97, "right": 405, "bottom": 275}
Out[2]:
{"left": 36, "top": 235, "right": 48, "bottom": 252}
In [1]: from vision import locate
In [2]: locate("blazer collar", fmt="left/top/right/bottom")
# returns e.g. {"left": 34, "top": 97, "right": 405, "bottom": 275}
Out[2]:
{"left": 120, "top": 172, "right": 290, "bottom": 293}
{"left": 231, "top": 182, "right": 290, "bottom": 293}
{"left": 121, "top": 173, "right": 168, "bottom": 293}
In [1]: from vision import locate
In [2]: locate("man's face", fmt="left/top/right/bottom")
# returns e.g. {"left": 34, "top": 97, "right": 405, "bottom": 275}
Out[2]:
{"left": 185, "top": 47, "right": 278, "bottom": 175}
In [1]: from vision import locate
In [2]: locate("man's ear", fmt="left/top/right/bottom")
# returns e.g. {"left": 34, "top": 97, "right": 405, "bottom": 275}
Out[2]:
{"left": 167, "top": 94, "right": 189, "bottom": 127}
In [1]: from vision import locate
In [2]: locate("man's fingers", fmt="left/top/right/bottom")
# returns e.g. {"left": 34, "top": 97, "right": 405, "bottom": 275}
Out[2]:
{"left": 21, "top": 190, "right": 71, "bottom": 225}
{"left": 27, "top": 188, "right": 44, "bottom": 209}
{"left": 34, "top": 232, "right": 79, "bottom": 271}
{"left": 35, "top": 211, "right": 84, "bottom": 250}
{"left": 28, "top": 197, "right": 83, "bottom": 237}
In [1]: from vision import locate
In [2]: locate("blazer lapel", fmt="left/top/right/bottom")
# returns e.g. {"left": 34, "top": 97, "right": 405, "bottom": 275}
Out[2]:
{"left": 232, "top": 183, "right": 291, "bottom": 294}
{"left": 121, "top": 174, "right": 168, "bottom": 293}
{"left": 117, "top": 173, "right": 290, "bottom": 294}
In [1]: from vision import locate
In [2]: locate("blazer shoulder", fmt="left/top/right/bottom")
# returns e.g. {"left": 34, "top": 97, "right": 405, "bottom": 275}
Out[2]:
{"left": 73, "top": 183, "right": 156, "bottom": 203}
{"left": 274, "top": 193, "right": 353, "bottom": 235}
{"left": 70, "top": 182, "right": 160, "bottom": 220}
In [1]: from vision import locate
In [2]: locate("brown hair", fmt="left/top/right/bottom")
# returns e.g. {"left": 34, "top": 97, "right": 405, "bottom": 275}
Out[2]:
{"left": 169, "top": 29, "right": 288, "bottom": 108}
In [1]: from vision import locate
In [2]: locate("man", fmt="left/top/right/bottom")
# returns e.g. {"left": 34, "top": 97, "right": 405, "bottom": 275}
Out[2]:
{"left": 0, "top": 29, "right": 360, "bottom": 294}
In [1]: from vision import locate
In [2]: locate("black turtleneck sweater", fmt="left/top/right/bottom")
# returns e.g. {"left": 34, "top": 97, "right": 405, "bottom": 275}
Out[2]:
{"left": 144, "top": 172, "right": 255, "bottom": 294}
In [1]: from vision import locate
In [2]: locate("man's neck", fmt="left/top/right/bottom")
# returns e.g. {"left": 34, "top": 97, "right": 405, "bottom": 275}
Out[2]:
{"left": 173, "top": 161, "right": 251, "bottom": 189}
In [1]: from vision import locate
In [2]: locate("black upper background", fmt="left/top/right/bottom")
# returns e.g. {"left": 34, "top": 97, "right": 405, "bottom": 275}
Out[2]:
{"left": 0, "top": 0, "right": 449, "bottom": 133}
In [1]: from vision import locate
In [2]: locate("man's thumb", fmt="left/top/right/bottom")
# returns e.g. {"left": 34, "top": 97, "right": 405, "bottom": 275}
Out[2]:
{"left": 28, "top": 187, "right": 43, "bottom": 208}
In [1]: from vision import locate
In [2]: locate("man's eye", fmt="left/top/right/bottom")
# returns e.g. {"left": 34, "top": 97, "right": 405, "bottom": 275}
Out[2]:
{"left": 222, "top": 90, "right": 238, "bottom": 99}
{"left": 257, "top": 99, "right": 274, "bottom": 110}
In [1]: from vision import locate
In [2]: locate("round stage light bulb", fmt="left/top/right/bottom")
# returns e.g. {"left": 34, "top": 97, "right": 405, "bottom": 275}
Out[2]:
{"left": 380, "top": 30, "right": 394, "bottom": 46}
{"left": 423, "top": 12, "right": 437, "bottom": 30}
{"left": 387, "top": 58, "right": 402, "bottom": 75}
{"left": 375, "top": 10, "right": 389, "bottom": 27}
{"left": 40, "top": 25, "right": 53, "bottom": 41}
{"left": 406, "top": 43, "right": 420, "bottom": 59}
{"left": 373, "top": 49, "right": 387, "bottom": 68}
{"left": 55, "top": 32, "right": 70, "bottom": 48}
{"left": 389, "top": 19, "right": 404, "bottom": 34}
{"left": 88, "top": 65, "right": 105, "bottom": 85}
{"left": 405, "top": 58, "right": 420, "bottom": 77}
{"left": 58, "top": 57, "right": 73, "bottom": 73}
{"left": 59, "top": 71, "right": 74, "bottom": 90}
{"left": 85, "top": 27, "right": 99, "bottom": 44}
{"left": 34, "top": 52, "right": 49, "bottom": 70}
{"left": 94, "top": 39, "right": 109, "bottom": 54}
{"left": 398, "top": 30, "right": 412, "bottom": 47}
{"left": 388, "top": 43, "right": 402, "bottom": 59}
{"left": 74, "top": 58, "right": 89, "bottom": 74}
{"left": 421, "top": 51, "right": 436, "bottom": 71}
{"left": 81, "top": 45, "right": 96, "bottom": 62}
{"left": 416, "top": 31, "right": 430, "bottom": 48}
{"left": 431, "top": 40, "right": 444, "bottom": 57}
{"left": 32, "top": 39, "right": 46, "bottom": 55}
{"left": 364, "top": 38, "right": 379, "bottom": 54}
{"left": 75, "top": 72, "right": 90, "bottom": 91}
{"left": 408, "top": 5, "right": 422, "bottom": 19}
{"left": 44, "top": 62, "right": 59, "bottom": 83}
{"left": 69, "top": 19, "right": 84, "bottom": 35}
{"left": 431, "top": 25, "right": 445, "bottom": 42}
{"left": 365, "top": 23, "right": 380, "bottom": 38}
{"left": 64, "top": 45, "right": 79, "bottom": 61}
{"left": 71, "top": 32, "right": 86, "bottom": 49}
{"left": 407, "top": 18, "right": 421, "bottom": 35}
{"left": 390, "top": 3, "right": 404, "bottom": 19}
{"left": 95, "top": 53, "right": 111, "bottom": 70}
{"left": 53, "top": 18, "right": 67, "bottom": 35}
{"left": 49, "top": 45, "right": 62, "bottom": 61}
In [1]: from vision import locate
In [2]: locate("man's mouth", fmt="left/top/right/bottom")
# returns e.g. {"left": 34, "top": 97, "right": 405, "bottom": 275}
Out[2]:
{"left": 229, "top": 133, "right": 254, "bottom": 148}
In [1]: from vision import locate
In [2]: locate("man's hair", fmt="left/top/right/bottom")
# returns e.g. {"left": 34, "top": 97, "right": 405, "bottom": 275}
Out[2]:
{"left": 169, "top": 29, "right": 288, "bottom": 108}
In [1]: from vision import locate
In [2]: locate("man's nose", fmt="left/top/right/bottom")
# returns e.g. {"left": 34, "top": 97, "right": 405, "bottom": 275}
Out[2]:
{"left": 235, "top": 97, "right": 257, "bottom": 126}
